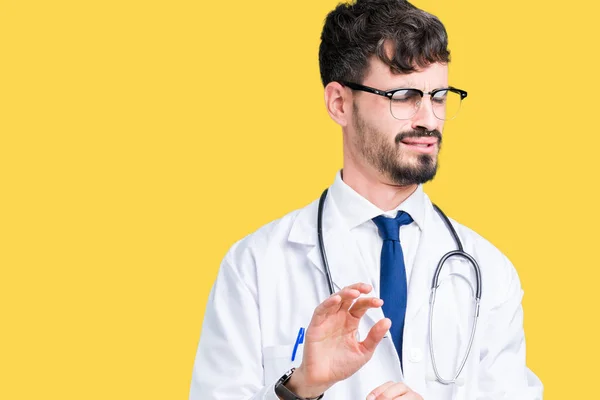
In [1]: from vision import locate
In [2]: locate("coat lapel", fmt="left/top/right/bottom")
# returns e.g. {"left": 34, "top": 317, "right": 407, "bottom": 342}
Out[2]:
{"left": 288, "top": 193, "right": 384, "bottom": 322}
{"left": 402, "top": 196, "right": 463, "bottom": 398}
{"left": 405, "top": 197, "right": 457, "bottom": 323}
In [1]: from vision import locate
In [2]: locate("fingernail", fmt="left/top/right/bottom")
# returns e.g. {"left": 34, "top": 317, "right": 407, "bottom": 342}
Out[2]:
{"left": 367, "top": 395, "right": 375, "bottom": 400}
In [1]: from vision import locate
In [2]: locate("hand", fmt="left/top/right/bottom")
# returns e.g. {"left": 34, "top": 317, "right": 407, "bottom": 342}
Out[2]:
{"left": 366, "top": 381, "right": 424, "bottom": 400}
{"left": 286, "top": 283, "right": 391, "bottom": 398}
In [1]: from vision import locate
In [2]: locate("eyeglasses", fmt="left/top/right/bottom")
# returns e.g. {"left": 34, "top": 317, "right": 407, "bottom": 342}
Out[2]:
{"left": 339, "top": 81, "right": 468, "bottom": 121}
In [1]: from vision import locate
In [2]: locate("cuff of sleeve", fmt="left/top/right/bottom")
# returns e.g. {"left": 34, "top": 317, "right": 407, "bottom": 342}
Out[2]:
{"left": 264, "top": 382, "right": 280, "bottom": 400}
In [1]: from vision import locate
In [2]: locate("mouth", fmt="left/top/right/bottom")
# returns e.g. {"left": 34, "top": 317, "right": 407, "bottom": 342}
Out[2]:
{"left": 399, "top": 137, "right": 438, "bottom": 154}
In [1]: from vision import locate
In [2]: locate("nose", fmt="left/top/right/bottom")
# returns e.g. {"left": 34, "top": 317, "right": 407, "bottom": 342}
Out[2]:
{"left": 410, "top": 96, "right": 438, "bottom": 132}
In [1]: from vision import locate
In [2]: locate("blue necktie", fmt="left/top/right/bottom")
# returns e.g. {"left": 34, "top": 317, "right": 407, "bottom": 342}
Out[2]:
{"left": 372, "top": 211, "right": 413, "bottom": 369}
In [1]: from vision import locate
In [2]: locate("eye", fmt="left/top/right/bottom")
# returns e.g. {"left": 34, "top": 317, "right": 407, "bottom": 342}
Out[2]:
{"left": 391, "top": 89, "right": 420, "bottom": 103}
{"left": 432, "top": 90, "right": 448, "bottom": 104}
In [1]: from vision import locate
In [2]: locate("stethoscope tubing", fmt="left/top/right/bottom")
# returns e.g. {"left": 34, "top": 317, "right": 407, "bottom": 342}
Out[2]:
{"left": 316, "top": 188, "right": 482, "bottom": 385}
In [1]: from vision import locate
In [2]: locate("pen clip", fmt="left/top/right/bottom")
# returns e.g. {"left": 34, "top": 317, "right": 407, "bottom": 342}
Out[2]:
{"left": 291, "top": 327, "right": 305, "bottom": 362}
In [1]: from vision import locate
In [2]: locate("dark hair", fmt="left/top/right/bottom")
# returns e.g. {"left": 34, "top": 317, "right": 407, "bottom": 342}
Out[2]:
{"left": 318, "top": 0, "right": 451, "bottom": 87}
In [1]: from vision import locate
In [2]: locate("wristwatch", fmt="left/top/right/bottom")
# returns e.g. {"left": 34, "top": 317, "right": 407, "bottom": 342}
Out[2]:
{"left": 274, "top": 368, "right": 325, "bottom": 400}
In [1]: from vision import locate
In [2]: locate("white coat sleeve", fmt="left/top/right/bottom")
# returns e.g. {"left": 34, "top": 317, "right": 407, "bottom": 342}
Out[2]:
{"left": 477, "top": 256, "right": 544, "bottom": 400}
{"left": 189, "top": 249, "right": 280, "bottom": 400}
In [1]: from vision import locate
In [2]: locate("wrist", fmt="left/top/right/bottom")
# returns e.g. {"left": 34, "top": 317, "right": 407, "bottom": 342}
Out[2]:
{"left": 284, "top": 367, "right": 329, "bottom": 399}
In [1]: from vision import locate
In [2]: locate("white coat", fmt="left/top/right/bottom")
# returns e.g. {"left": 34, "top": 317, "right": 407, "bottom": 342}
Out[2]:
{"left": 190, "top": 186, "right": 543, "bottom": 400}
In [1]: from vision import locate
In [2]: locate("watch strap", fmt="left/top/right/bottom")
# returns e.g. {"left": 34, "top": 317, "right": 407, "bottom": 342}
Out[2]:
{"left": 274, "top": 368, "right": 324, "bottom": 400}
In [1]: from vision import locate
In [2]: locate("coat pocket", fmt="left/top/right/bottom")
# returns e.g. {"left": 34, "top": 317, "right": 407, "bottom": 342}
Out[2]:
{"left": 262, "top": 344, "right": 303, "bottom": 385}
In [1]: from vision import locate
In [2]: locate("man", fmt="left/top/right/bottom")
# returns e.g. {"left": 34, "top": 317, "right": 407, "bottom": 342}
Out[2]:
{"left": 190, "top": 0, "right": 543, "bottom": 399}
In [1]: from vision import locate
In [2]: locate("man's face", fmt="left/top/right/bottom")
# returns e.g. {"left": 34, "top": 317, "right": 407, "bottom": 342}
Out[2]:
{"left": 347, "top": 59, "right": 448, "bottom": 186}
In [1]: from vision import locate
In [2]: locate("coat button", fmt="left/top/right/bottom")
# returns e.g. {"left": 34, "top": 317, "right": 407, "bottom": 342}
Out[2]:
{"left": 409, "top": 348, "right": 423, "bottom": 363}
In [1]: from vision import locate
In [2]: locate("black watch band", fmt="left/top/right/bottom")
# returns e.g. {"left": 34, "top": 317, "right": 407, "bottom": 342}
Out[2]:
{"left": 274, "top": 368, "right": 324, "bottom": 400}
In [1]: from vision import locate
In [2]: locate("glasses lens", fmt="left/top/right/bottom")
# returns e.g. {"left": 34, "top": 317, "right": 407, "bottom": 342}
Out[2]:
{"left": 390, "top": 89, "right": 422, "bottom": 120}
{"left": 431, "top": 90, "right": 463, "bottom": 120}
{"left": 389, "top": 89, "right": 464, "bottom": 120}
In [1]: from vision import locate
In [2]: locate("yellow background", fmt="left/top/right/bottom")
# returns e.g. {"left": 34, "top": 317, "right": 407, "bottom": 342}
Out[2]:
{"left": 1, "top": 0, "right": 598, "bottom": 398}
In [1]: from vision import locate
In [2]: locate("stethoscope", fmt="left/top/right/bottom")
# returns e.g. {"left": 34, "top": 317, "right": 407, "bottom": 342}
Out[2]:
{"left": 317, "top": 188, "right": 482, "bottom": 385}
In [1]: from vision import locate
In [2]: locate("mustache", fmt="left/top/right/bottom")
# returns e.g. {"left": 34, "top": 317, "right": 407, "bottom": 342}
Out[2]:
{"left": 395, "top": 129, "right": 442, "bottom": 144}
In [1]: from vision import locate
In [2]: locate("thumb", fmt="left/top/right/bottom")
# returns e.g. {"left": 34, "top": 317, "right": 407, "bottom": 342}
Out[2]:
{"left": 360, "top": 318, "right": 391, "bottom": 354}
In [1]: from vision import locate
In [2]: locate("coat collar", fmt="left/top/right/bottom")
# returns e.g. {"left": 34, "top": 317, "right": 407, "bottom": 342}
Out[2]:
{"left": 329, "top": 170, "right": 426, "bottom": 231}
{"left": 288, "top": 171, "right": 426, "bottom": 246}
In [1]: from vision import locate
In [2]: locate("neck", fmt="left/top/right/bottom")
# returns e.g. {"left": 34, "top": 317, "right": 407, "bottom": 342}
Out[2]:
{"left": 341, "top": 161, "right": 418, "bottom": 212}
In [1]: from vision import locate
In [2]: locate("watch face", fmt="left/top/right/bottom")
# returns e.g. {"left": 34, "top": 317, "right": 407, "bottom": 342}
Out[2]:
{"left": 280, "top": 368, "right": 295, "bottom": 384}
{"left": 275, "top": 368, "right": 297, "bottom": 399}
{"left": 275, "top": 368, "right": 324, "bottom": 400}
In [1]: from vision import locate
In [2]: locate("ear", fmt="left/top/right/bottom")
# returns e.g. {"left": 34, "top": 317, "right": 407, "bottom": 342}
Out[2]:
{"left": 324, "top": 81, "right": 351, "bottom": 127}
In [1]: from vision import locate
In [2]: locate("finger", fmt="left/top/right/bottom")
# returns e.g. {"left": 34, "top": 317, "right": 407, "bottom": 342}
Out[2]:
{"left": 312, "top": 284, "right": 372, "bottom": 325}
{"left": 338, "top": 289, "right": 362, "bottom": 312}
{"left": 348, "top": 282, "right": 373, "bottom": 294}
{"left": 312, "top": 289, "right": 362, "bottom": 327}
{"left": 360, "top": 317, "right": 391, "bottom": 354}
{"left": 348, "top": 297, "right": 383, "bottom": 320}
{"left": 311, "top": 294, "right": 342, "bottom": 325}
{"left": 338, "top": 282, "right": 373, "bottom": 297}
{"left": 338, "top": 283, "right": 372, "bottom": 311}
{"left": 366, "top": 381, "right": 395, "bottom": 400}
{"left": 379, "top": 382, "right": 410, "bottom": 399}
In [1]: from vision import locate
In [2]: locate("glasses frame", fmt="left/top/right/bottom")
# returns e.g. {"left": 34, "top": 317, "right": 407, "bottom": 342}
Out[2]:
{"left": 339, "top": 81, "right": 468, "bottom": 121}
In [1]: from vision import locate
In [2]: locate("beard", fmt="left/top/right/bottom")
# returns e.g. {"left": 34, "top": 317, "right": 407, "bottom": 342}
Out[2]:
{"left": 352, "top": 103, "right": 441, "bottom": 186}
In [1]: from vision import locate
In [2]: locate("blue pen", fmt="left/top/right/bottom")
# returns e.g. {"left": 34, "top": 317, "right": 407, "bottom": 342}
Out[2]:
{"left": 291, "top": 327, "right": 305, "bottom": 362}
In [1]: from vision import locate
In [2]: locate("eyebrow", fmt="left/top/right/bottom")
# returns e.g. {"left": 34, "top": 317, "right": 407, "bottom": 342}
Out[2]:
{"left": 386, "top": 81, "right": 416, "bottom": 90}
